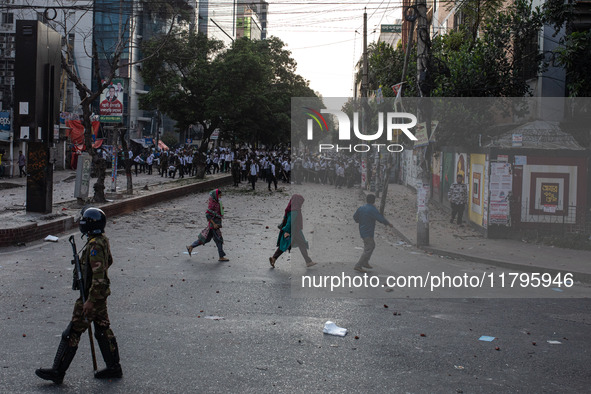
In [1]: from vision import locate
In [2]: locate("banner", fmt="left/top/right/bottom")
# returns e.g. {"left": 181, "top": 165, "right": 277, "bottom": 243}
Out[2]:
{"left": 99, "top": 78, "right": 125, "bottom": 123}
{"left": 66, "top": 120, "right": 100, "bottom": 145}
{"left": 0, "top": 111, "right": 10, "bottom": 141}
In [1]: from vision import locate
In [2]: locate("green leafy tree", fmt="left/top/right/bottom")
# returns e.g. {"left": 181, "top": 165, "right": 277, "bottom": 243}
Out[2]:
{"left": 140, "top": 31, "right": 225, "bottom": 178}
{"left": 554, "top": 30, "right": 591, "bottom": 98}
{"left": 215, "top": 37, "right": 318, "bottom": 148}
{"left": 447, "top": 0, "right": 505, "bottom": 45}
{"left": 542, "top": 0, "right": 591, "bottom": 97}
{"left": 141, "top": 34, "right": 320, "bottom": 165}
{"left": 354, "top": 41, "right": 419, "bottom": 99}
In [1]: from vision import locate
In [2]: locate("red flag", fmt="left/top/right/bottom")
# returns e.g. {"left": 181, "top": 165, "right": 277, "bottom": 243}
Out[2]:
{"left": 391, "top": 83, "right": 403, "bottom": 96}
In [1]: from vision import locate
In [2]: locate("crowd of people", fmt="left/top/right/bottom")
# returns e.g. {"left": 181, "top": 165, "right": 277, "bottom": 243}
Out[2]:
{"left": 120, "top": 143, "right": 366, "bottom": 192}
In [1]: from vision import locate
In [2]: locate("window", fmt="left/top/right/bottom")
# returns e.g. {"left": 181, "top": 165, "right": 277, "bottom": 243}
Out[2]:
{"left": 2, "top": 13, "right": 14, "bottom": 24}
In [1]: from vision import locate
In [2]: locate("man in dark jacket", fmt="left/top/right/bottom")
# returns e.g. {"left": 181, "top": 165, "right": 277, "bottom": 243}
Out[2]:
{"left": 353, "top": 194, "right": 393, "bottom": 273}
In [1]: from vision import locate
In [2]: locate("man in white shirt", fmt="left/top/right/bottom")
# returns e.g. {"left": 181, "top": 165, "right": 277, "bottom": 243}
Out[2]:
{"left": 146, "top": 153, "right": 154, "bottom": 175}
{"left": 268, "top": 160, "right": 277, "bottom": 191}
{"left": 249, "top": 159, "right": 259, "bottom": 190}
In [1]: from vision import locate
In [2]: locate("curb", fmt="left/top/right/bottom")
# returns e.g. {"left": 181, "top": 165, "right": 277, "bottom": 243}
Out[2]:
{"left": 364, "top": 190, "right": 591, "bottom": 285}
{"left": 421, "top": 246, "right": 591, "bottom": 285}
{"left": 0, "top": 175, "right": 233, "bottom": 248}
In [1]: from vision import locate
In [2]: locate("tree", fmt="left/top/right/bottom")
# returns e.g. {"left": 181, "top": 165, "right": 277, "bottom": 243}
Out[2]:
{"left": 61, "top": 13, "right": 127, "bottom": 202}
{"left": 554, "top": 30, "right": 591, "bottom": 98}
{"left": 141, "top": 34, "right": 319, "bottom": 166}
{"left": 59, "top": 0, "right": 191, "bottom": 200}
{"left": 447, "top": 0, "right": 505, "bottom": 45}
{"left": 215, "top": 37, "right": 317, "bottom": 148}
{"left": 354, "top": 41, "right": 419, "bottom": 99}
{"left": 140, "top": 30, "right": 225, "bottom": 178}
{"left": 542, "top": 0, "right": 591, "bottom": 98}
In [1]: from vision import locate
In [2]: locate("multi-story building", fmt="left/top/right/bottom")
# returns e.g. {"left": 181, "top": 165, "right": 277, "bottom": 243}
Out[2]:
{"left": 236, "top": 2, "right": 262, "bottom": 40}
{"left": 198, "top": 0, "right": 237, "bottom": 46}
{"left": 0, "top": 0, "right": 94, "bottom": 173}
{"left": 0, "top": 0, "right": 269, "bottom": 169}
{"left": 378, "top": 19, "right": 403, "bottom": 48}
{"left": 237, "top": 0, "right": 268, "bottom": 39}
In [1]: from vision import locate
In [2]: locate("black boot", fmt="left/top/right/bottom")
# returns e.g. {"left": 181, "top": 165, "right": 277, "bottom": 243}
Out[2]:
{"left": 35, "top": 324, "right": 78, "bottom": 384}
{"left": 94, "top": 325, "right": 123, "bottom": 379}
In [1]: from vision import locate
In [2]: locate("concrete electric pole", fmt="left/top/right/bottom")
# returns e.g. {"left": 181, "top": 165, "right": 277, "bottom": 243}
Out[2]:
{"left": 415, "top": 0, "right": 432, "bottom": 246}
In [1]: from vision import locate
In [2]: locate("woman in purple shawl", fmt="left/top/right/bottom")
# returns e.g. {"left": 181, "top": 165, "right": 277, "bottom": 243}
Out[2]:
{"left": 269, "top": 194, "right": 316, "bottom": 268}
{"left": 187, "top": 189, "right": 229, "bottom": 261}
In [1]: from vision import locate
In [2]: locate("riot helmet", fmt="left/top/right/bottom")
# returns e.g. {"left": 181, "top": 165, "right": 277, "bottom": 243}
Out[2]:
{"left": 79, "top": 207, "right": 106, "bottom": 236}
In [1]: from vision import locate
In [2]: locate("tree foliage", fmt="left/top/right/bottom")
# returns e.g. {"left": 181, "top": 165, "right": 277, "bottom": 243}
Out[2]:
{"left": 140, "top": 33, "right": 319, "bottom": 171}
{"left": 430, "top": 0, "right": 545, "bottom": 97}
{"left": 554, "top": 30, "right": 591, "bottom": 98}
{"left": 214, "top": 37, "right": 316, "bottom": 147}
{"left": 542, "top": 0, "right": 591, "bottom": 97}
{"left": 354, "top": 41, "right": 418, "bottom": 98}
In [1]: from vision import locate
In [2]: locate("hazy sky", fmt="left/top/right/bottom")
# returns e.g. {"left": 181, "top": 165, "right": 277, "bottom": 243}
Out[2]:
{"left": 267, "top": 1, "right": 403, "bottom": 98}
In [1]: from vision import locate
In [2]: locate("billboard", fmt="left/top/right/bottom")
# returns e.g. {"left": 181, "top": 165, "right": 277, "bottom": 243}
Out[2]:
{"left": 0, "top": 111, "right": 10, "bottom": 141}
{"left": 99, "top": 78, "right": 124, "bottom": 123}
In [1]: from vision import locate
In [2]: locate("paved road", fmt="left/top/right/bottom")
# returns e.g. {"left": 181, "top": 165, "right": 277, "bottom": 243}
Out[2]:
{"left": 1, "top": 182, "right": 590, "bottom": 392}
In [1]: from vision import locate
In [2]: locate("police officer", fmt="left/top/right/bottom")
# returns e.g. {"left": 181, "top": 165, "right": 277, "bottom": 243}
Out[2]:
{"left": 35, "top": 207, "right": 122, "bottom": 384}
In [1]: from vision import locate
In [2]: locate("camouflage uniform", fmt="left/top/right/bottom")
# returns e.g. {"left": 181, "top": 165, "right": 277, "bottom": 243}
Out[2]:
{"left": 448, "top": 181, "right": 468, "bottom": 225}
{"left": 35, "top": 233, "right": 122, "bottom": 384}
{"left": 36, "top": 204, "right": 123, "bottom": 384}
{"left": 69, "top": 235, "right": 115, "bottom": 348}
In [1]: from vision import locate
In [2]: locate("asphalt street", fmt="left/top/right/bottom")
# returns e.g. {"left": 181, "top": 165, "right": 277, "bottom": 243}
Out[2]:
{"left": 1, "top": 181, "right": 590, "bottom": 393}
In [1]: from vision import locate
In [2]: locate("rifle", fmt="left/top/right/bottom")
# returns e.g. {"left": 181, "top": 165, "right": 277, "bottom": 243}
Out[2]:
{"left": 69, "top": 235, "right": 98, "bottom": 371}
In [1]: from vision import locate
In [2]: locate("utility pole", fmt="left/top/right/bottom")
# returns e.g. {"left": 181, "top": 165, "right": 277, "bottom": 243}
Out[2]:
{"left": 416, "top": 0, "right": 432, "bottom": 246}
{"left": 361, "top": 9, "right": 369, "bottom": 190}
{"left": 379, "top": 3, "right": 418, "bottom": 215}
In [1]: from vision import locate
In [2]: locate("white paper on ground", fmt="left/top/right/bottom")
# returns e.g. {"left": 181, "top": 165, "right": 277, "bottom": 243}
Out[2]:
{"left": 44, "top": 235, "right": 59, "bottom": 242}
{"left": 323, "top": 321, "right": 347, "bottom": 337}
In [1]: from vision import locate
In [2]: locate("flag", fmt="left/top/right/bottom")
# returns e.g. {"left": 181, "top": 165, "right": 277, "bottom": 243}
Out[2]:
{"left": 392, "top": 82, "right": 403, "bottom": 109}
{"left": 376, "top": 85, "right": 384, "bottom": 104}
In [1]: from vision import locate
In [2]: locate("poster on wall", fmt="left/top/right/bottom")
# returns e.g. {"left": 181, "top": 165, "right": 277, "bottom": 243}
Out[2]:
{"left": 413, "top": 121, "right": 439, "bottom": 147}
{"left": 541, "top": 183, "right": 559, "bottom": 206}
{"left": 489, "top": 162, "right": 512, "bottom": 225}
{"left": 99, "top": 78, "right": 124, "bottom": 123}
{"left": 456, "top": 153, "right": 467, "bottom": 180}
{"left": 471, "top": 163, "right": 483, "bottom": 215}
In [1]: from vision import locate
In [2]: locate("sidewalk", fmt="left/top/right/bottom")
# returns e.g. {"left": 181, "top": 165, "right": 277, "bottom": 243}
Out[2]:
{"left": 379, "top": 183, "right": 591, "bottom": 283}
{"left": 0, "top": 168, "right": 232, "bottom": 246}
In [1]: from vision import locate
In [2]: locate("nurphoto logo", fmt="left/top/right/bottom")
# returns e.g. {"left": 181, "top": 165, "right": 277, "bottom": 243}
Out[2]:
{"left": 305, "top": 108, "right": 418, "bottom": 153}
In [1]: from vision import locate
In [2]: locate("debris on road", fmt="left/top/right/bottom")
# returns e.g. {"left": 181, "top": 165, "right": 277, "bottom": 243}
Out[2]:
{"left": 44, "top": 235, "right": 59, "bottom": 242}
{"left": 204, "top": 316, "right": 224, "bottom": 320}
{"left": 323, "top": 321, "right": 347, "bottom": 337}
{"left": 479, "top": 336, "right": 495, "bottom": 342}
